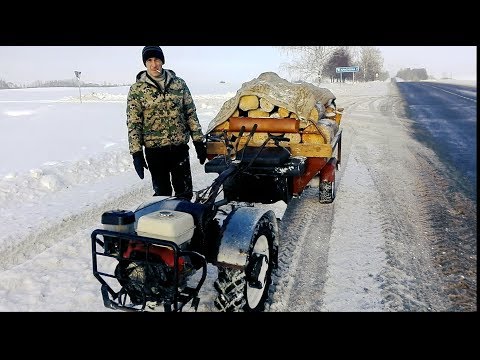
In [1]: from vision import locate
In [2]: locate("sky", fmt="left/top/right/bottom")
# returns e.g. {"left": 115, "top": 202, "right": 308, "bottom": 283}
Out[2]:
{"left": 0, "top": 78, "right": 475, "bottom": 311}
{"left": 0, "top": 46, "right": 476, "bottom": 92}
{"left": 379, "top": 46, "right": 477, "bottom": 80}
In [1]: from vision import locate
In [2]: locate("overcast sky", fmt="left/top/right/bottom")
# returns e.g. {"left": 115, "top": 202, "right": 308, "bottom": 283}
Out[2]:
{"left": 0, "top": 46, "right": 476, "bottom": 89}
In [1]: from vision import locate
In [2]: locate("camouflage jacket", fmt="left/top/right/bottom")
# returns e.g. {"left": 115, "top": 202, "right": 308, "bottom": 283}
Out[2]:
{"left": 126, "top": 69, "right": 204, "bottom": 154}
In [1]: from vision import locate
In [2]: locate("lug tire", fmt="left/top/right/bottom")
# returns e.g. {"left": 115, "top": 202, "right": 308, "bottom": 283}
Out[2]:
{"left": 319, "top": 178, "right": 335, "bottom": 204}
{"left": 214, "top": 216, "right": 275, "bottom": 312}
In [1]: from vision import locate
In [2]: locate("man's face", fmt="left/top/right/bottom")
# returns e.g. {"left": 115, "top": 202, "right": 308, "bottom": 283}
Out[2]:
{"left": 145, "top": 57, "right": 163, "bottom": 77}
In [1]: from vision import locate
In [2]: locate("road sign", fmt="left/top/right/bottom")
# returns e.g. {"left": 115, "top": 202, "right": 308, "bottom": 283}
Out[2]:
{"left": 336, "top": 66, "right": 359, "bottom": 73}
{"left": 74, "top": 71, "right": 82, "bottom": 103}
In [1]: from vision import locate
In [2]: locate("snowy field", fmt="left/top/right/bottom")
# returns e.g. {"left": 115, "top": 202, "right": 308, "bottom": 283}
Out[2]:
{"left": 0, "top": 79, "right": 476, "bottom": 312}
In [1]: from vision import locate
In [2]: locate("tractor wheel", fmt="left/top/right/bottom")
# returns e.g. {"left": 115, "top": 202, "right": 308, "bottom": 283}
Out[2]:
{"left": 214, "top": 216, "right": 275, "bottom": 312}
{"left": 319, "top": 178, "right": 335, "bottom": 204}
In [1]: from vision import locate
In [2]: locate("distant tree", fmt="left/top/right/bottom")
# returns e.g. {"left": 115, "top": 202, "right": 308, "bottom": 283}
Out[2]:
{"left": 276, "top": 46, "right": 342, "bottom": 84}
{"left": 0, "top": 78, "right": 17, "bottom": 89}
{"left": 413, "top": 68, "right": 428, "bottom": 80}
{"left": 377, "top": 71, "right": 390, "bottom": 81}
{"left": 1, "top": 77, "right": 149, "bottom": 90}
{"left": 347, "top": 46, "right": 362, "bottom": 64}
{"left": 322, "top": 47, "right": 352, "bottom": 82}
{"left": 396, "top": 68, "right": 428, "bottom": 81}
{"left": 358, "top": 46, "right": 384, "bottom": 81}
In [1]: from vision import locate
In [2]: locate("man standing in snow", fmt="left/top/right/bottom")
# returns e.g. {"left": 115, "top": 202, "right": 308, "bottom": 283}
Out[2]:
{"left": 126, "top": 46, "right": 207, "bottom": 200}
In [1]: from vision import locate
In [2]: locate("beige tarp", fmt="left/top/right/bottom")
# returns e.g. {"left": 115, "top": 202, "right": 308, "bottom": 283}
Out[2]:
{"left": 206, "top": 72, "right": 336, "bottom": 134}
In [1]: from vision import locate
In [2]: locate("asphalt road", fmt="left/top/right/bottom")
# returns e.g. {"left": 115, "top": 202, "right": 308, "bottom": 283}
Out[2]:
{"left": 269, "top": 81, "right": 477, "bottom": 312}
{"left": 395, "top": 81, "right": 477, "bottom": 200}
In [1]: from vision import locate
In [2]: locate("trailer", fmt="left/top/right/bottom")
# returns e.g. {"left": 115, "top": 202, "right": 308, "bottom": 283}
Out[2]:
{"left": 204, "top": 72, "right": 343, "bottom": 204}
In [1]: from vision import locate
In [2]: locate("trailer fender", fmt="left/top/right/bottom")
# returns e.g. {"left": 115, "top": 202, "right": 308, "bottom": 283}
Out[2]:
{"left": 319, "top": 157, "right": 337, "bottom": 183}
{"left": 217, "top": 207, "right": 279, "bottom": 269}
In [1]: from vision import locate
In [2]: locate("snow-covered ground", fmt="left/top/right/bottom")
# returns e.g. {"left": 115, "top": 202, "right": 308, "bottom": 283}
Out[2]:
{"left": 0, "top": 79, "right": 476, "bottom": 312}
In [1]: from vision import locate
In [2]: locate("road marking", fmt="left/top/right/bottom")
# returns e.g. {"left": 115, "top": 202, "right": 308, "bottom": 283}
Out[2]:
{"left": 424, "top": 84, "right": 477, "bottom": 102}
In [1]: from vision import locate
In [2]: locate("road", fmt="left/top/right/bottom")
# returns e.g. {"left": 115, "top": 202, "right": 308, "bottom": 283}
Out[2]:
{"left": 268, "top": 81, "right": 476, "bottom": 312}
{"left": 396, "top": 81, "right": 476, "bottom": 198}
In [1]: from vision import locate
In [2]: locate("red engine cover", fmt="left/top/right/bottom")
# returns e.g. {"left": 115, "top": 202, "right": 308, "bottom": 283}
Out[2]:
{"left": 123, "top": 241, "right": 185, "bottom": 270}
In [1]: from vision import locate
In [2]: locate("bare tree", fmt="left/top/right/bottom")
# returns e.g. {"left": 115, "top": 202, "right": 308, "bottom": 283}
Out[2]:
{"left": 359, "top": 46, "right": 384, "bottom": 82}
{"left": 276, "top": 46, "right": 340, "bottom": 84}
{"left": 322, "top": 47, "right": 352, "bottom": 83}
{"left": 346, "top": 46, "right": 362, "bottom": 64}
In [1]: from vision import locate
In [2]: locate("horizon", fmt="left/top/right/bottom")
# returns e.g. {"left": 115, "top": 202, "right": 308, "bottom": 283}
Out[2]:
{"left": 0, "top": 46, "right": 476, "bottom": 88}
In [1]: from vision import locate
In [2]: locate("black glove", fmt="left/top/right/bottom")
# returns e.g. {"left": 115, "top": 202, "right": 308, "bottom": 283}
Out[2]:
{"left": 193, "top": 141, "right": 207, "bottom": 165}
{"left": 132, "top": 151, "right": 148, "bottom": 179}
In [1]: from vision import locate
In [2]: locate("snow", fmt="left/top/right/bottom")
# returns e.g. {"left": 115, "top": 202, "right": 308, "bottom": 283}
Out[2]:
{"left": 0, "top": 78, "right": 475, "bottom": 312}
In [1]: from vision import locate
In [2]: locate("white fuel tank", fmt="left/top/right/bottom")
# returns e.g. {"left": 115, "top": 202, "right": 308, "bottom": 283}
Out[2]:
{"left": 136, "top": 210, "right": 195, "bottom": 246}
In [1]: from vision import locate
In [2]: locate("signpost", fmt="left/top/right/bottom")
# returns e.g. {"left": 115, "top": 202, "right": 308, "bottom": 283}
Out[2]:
{"left": 336, "top": 66, "right": 360, "bottom": 83}
{"left": 74, "top": 71, "right": 82, "bottom": 103}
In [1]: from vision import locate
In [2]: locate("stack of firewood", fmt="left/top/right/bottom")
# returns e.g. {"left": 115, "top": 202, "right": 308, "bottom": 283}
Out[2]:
{"left": 234, "top": 95, "right": 339, "bottom": 123}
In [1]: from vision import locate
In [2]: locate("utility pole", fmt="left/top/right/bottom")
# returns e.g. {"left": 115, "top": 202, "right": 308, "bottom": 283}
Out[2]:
{"left": 74, "top": 71, "right": 82, "bottom": 103}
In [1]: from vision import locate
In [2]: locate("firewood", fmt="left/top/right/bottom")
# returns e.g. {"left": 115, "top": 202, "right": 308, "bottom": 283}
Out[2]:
{"left": 308, "top": 107, "right": 319, "bottom": 121}
{"left": 278, "top": 107, "right": 290, "bottom": 118}
{"left": 248, "top": 109, "right": 270, "bottom": 118}
{"left": 259, "top": 97, "right": 275, "bottom": 112}
{"left": 239, "top": 95, "right": 259, "bottom": 111}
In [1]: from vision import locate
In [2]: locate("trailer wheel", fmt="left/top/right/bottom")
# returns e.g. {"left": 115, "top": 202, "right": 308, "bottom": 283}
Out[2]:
{"left": 214, "top": 216, "right": 274, "bottom": 312}
{"left": 319, "top": 178, "right": 335, "bottom": 204}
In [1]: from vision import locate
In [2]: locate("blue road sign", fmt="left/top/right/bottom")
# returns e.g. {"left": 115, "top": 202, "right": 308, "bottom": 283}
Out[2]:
{"left": 336, "top": 66, "right": 359, "bottom": 73}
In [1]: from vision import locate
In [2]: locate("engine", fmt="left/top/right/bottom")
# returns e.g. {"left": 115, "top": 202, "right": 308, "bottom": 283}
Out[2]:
{"left": 100, "top": 209, "right": 198, "bottom": 308}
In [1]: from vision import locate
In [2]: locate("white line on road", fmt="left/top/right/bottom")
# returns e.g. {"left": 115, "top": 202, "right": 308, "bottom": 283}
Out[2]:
{"left": 424, "top": 84, "right": 476, "bottom": 102}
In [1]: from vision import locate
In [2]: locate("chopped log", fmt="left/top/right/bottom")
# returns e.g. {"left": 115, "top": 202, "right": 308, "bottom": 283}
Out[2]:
{"left": 239, "top": 95, "right": 259, "bottom": 111}
{"left": 334, "top": 110, "right": 343, "bottom": 125}
{"left": 229, "top": 117, "right": 299, "bottom": 132}
{"left": 308, "top": 107, "right": 319, "bottom": 121}
{"left": 248, "top": 109, "right": 270, "bottom": 118}
{"left": 236, "top": 133, "right": 301, "bottom": 147}
{"left": 259, "top": 97, "right": 275, "bottom": 112}
{"left": 325, "top": 105, "right": 336, "bottom": 118}
{"left": 277, "top": 107, "right": 290, "bottom": 118}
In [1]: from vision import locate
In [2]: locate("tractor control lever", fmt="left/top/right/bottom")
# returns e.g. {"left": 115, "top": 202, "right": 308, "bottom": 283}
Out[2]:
{"left": 268, "top": 133, "right": 290, "bottom": 146}
{"left": 234, "top": 125, "right": 246, "bottom": 154}
{"left": 243, "top": 124, "right": 257, "bottom": 149}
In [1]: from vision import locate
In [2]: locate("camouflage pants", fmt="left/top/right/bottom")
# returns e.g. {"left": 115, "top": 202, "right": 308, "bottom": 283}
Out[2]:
{"left": 145, "top": 144, "right": 193, "bottom": 200}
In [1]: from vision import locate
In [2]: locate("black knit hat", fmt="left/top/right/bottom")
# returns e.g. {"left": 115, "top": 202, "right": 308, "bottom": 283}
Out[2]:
{"left": 142, "top": 46, "right": 165, "bottom": 65}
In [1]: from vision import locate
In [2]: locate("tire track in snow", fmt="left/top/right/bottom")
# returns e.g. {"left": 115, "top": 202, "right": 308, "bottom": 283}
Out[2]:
{"left": 0, "top": 181, "right": 153, "bottom": 271}
{"left": 268, "top": 104, "right": 354, "bottom": 312}
{"left": 349, "top": 90, "right": 451, "bottom": 311}
{"left": 267, "top": 191, "right": 318, "bottom": 311}
{"left": 320, "top": 147, "right": 387, "bottom": 312}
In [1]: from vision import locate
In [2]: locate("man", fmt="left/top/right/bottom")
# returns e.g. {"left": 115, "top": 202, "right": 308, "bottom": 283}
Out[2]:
{"left": 127, "top": 46, "right": 207, "bottom": 200}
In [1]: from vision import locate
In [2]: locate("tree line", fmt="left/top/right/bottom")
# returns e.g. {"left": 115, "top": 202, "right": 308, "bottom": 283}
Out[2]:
{"left": 277, "top": 46, "right": 428, "bottom": 84}
{"left": 0, "top": 78, "right": 126, "bottom": 89}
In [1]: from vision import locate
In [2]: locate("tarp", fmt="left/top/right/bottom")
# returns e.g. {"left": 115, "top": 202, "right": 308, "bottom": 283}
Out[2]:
{"left": 206, "top": 72, "right": 336, "bottom": 134}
